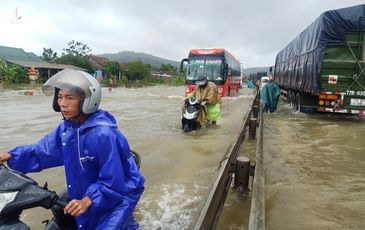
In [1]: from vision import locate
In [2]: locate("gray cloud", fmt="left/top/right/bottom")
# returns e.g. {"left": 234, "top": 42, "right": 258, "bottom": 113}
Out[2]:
{"left": 0, "top": 0, "right": 363, "bottom": 67}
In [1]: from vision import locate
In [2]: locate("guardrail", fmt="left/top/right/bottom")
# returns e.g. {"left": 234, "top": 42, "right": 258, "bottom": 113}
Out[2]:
{"left": 193, "top": 96, "right": 261, "bottom": 229}
{"left": 248, "top": 103, "right": 265, "bottom": 230}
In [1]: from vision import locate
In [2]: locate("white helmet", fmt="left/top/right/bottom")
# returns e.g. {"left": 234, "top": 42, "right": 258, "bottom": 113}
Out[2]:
{"left": 42, "top": 69, "right": 101, "bottom": 115}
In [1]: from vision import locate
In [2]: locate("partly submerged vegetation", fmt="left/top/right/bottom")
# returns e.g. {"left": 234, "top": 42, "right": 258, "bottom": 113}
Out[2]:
{"left": 1, "top": 40, "right": 185, "bottom": 88}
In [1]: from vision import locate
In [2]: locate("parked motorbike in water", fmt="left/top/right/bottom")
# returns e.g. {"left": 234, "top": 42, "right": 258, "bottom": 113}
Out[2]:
{"left": 181, "top": 97, "right": 202, "bottom": 132}
{"left": 0, "top": 151, "right": 141, "bottom": 230}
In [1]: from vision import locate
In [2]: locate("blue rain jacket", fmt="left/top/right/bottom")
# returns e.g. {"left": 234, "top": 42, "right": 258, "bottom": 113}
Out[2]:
{"left": 8, "top": 109, "right": 145, "bottom": 230}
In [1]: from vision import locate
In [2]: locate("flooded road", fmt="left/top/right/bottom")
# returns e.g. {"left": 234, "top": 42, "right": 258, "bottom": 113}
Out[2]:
{"left": 0, "top": 86, "right": 254, "bottom": 229}
{"left": 2, "top": 87, "right": 364, "bottom": 229}
{"left": 265, "top": 102, "right": 365, "bottom": 230}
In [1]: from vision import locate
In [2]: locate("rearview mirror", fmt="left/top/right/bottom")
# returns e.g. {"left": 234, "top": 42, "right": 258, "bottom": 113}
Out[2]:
{"left": 180, "top": 58, "right": 189, "bottom": 73}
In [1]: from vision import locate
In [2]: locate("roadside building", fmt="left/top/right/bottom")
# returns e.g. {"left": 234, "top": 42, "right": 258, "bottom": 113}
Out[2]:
{"left": 88, "top": 54, "right": 110, "bottom": 82}
{"left": 0, "top": 45, "right": 85, "bottom": 82}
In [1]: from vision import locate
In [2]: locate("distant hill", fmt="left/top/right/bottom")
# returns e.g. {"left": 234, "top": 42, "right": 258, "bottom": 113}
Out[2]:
{"left": 98, "top": 51, "right": 180, "bottom": 68}
{"left": 242, "top": 67, "right": 271, "bottom": 75}
{"left": 98, "top": 51, "right": 270, "bottom": 74}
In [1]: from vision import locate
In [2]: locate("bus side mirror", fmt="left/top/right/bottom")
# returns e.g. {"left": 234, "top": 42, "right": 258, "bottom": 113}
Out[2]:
{"left": 180, "top": 58, "right": 189, "bottom": 73}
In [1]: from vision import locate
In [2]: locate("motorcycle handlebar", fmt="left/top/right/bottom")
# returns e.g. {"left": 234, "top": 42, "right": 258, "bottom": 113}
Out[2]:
{"left": 55, "top": 199, "right": 68, "bottom": 208}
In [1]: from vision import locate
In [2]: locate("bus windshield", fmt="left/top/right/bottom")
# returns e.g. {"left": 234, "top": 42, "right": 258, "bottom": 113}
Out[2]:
{"left": 187, "top": 58, "right": 223, "bottom": 81}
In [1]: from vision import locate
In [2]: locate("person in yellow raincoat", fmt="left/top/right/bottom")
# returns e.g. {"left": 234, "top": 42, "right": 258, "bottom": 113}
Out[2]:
{"left": 188, "top": 76, "right": 221, "bottom": 126}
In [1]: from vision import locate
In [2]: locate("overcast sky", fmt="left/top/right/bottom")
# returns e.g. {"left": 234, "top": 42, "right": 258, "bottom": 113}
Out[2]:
{"left": 0, "top": 0, "right": 364, "bottom": 67}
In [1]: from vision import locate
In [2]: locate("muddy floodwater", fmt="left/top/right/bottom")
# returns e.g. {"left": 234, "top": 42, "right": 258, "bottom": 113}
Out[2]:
{"left": 264, "top": 102, "right": 365, "bottom": 230}
{"left": 0, "top": 86, "right": 254, "bottom": 229}
{"left": 2, "top": 86, "right": 363, "bottom": 230}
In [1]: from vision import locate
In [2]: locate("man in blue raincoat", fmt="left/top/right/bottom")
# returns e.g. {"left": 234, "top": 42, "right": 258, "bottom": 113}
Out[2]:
{"left": 0, "top": 69, "right": 144, "bottom": 229}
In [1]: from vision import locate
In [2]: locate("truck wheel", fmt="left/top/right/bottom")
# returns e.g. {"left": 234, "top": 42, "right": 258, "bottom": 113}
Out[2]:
{"left": 293, "top": 93, "right": 298, "bottom": 111}
{"left": 290, "top": 92, "right": 295, "bottom": 108}
{"left": 291, "top": 92, "right": 296, "bottom": 107}
{"left": 296, "top": 93, "right": 302, "bottom": 112}
{"left": 288, "top": 91, "right": 292, "bottom": 106}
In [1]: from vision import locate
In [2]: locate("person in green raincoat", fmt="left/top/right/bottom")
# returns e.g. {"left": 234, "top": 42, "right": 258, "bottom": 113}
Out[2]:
{"left": 261, "top": 75, "right": 280, "bottom": 113}
{"left": 188, "top": 76, "right": 221, "bottom": 126}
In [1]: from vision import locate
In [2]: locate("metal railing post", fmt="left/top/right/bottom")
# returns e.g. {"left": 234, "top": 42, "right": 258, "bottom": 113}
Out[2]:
{"left": 234, "top": 156, "right": 250, "bottom": 191}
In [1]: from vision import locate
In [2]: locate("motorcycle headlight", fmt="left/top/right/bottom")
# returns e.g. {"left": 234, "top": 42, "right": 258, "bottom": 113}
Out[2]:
{"left": 0, "top": 191, "right": 18, "bottom": 213}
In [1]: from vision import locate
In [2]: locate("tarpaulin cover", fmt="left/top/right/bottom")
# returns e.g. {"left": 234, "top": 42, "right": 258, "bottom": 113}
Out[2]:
{"left": 274, "top": 4, "right": 365, "bottom": 92}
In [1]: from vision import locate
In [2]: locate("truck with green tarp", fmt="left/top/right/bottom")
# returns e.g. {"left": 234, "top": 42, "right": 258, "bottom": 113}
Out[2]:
{"left": 274, "top": 4, "right": 365, "bottom": 115}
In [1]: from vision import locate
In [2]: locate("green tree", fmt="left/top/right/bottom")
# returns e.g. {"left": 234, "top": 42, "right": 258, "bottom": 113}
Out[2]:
{"left": 41, "top": 48, "right": 58, "bottom": 62}
{"left": 55, "top": 54, "right": 94, "bottom": 72}
{"left": 0, "top": 60, "right": 8, "bottom": 81}
{"left": 54, "top": 41, "right": 94, "bottom": 71}
{"left": 120, "top": 75, "right": 129, "bottom": 86}
{"left": 174, "top": 75, "right": 184, "bottom": 86}
{"left": 0, "top": 60, "right": 28, "bottom": 84}
{"left": 105, "top": 61, "right": 121, "bottom": 86}
{"left": 105, "top": 61, "right": 121, "bottom": 76}
{"left": 63, "top": 40, "right": 91, "bottom": 57}
{"left": 13, "top": 66, "right": 29, "bottom": 84}
{"left": 159, "top": 64, "right": 177, "bottom": 75}
{"left": 124, "top": 61, "right": 151, "bottom": 81}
